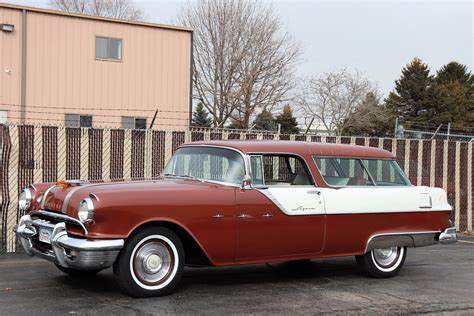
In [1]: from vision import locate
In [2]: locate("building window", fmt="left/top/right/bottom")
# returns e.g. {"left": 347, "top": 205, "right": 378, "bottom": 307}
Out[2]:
{"left": 65, "top": 114, "right": 93, "bottom": 128}
{"left": 122, "top": 117, "right": 147, "bottom": 130}
{"left": 95, "top": 36, "right": 122, "bottom": 60}
{"left": 0, "top": 110, "right": 7, "bottom": 125}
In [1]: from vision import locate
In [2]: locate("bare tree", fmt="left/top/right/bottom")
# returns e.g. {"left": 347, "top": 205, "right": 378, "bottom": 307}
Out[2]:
{"left": 178, "top": 0, "right": 301, "bottom": 127}
{"left": 50, "top": 0, "right": 143, "bottom": 20}
{"left": 298, "top": 70, "right": 376, "bottom": 136}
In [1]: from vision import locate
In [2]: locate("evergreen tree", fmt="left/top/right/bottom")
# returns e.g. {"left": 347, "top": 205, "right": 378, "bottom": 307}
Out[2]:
{"left": 275, "top": 104, "right": 300, "bottom": 134}
{"left": 385, "top": 58, "right": 438, "bottom": 125}
{"left": 343, "top": 93, "right": 394, "bottom": 137}
{"left": 191, "top": 102, "right": 212, "bottom": 127}
{"left": 436, "top": 62, "right": 474, "bottom": 89}
{"left": 253, "top": 109, "right": 277, "bottom": 131}
{"left": 434, "top": 62, "right": 474, "bottom": 127}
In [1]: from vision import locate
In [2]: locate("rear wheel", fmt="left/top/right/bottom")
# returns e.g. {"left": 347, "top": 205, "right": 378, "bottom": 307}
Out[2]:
{"left": 55, "top": 264, "right": 102, "bottom": 276}
{"left": 356, "top": 246, "right": 406, "bottom": 278}
{"left": 113, "top": 227, "right": 184, "bottom": 297}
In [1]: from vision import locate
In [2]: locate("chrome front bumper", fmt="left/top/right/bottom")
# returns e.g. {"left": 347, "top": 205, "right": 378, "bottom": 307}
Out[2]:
{"left": 16, "top": 214, "right": 124, "bottom": 270}
{"left": 439, "top": 227, "right": 457, "bottom": 244}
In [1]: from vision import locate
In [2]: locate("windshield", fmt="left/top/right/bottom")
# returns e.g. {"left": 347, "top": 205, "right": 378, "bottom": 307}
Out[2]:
{"left": 313, "top": 157, "right": 410, "bottom": 186}
{"left": 162, "top": 146, "right": 246, "bottom": 185}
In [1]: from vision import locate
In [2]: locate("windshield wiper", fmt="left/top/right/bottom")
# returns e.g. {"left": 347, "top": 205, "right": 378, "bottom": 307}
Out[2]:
{"left": 162, "top": 173, "right": 200, "bottom": 181}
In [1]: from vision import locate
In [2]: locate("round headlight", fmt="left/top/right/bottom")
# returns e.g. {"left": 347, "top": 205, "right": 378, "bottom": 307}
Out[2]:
{"left": 19, "top": 188, "right": 32, "bottom": 211}
{"left": 77, "top": 197, "right": 94, "bottom": 224}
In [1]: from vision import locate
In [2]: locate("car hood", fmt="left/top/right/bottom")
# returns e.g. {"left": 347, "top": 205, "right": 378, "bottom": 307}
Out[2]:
{"left": 40, "top": 178, "right": 227, "bottom": 214}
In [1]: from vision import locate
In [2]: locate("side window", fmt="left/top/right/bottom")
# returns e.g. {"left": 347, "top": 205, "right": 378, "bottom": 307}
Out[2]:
{"left": 65, "top": 114, "right": 93, "bottom": 128}
{"left": 250, "top": 156, "right": 264, "bottom": 186}
{"left": 361, "top": 159, "right": 410, "bottom": 186}
{"left": 95, "top": 36, "right": 122, "bottom": 60}
{"left": 314, "top": 157, "right": 374, "bottom": 186}
{"left": 122, "top": 117, "right": 147, "bottom": 130}
{"left": 0, "top": 110, "right": 7, "bottom": 124}
{"left": 250, "top": 154, "right": 313, "bottom": 186}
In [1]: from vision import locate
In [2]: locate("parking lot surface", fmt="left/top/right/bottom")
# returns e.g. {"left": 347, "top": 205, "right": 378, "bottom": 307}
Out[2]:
{"left": 1, "top": 236, "right": 473, "bottom": 315}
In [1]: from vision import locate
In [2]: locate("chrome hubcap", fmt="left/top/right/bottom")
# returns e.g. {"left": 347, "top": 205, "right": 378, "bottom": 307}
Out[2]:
{"left": 373, "top": 247, "right": 399, "bottom": 267}
{"left": 143, "top": 253, "right": 162, "bottom": 273}
{"left": 134, "top": 240, "right": 173, "bottom": 284}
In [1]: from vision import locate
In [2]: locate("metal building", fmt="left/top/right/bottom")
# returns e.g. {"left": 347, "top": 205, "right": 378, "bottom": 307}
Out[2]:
{"left": 0, "top": 3, "right": 192, "bottom": 129}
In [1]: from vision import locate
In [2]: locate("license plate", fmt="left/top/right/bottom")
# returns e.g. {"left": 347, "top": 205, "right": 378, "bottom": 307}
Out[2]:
{"left": 39, "top": 227, "right": 52, "bottom": 244}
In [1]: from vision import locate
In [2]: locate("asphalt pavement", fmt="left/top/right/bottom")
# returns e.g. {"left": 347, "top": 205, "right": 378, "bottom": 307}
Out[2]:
{"left": 0, "top": 236, "right": 473, "bottom": 315}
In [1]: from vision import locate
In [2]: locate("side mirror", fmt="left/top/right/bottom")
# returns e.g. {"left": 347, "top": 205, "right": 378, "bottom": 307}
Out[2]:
{"left": 241, "top": 174, "right": 253, "bottom": 189}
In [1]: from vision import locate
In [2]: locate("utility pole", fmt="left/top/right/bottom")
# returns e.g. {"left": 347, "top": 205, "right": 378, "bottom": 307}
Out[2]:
{"left": 394, "top": 117, "right": 398, "bottom": 137}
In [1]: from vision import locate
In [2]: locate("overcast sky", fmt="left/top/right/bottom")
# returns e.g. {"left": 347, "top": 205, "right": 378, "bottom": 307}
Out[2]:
{"left": 8, "top": 0, "right": 474, "bottom": 96}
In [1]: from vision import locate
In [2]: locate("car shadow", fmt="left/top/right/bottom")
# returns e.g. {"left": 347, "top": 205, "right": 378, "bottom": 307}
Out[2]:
{"left": 53, "top": 257, "right": 363, "bottom": 296}
{"left": 178, "top": 257, "right": 365, "bottom": 294}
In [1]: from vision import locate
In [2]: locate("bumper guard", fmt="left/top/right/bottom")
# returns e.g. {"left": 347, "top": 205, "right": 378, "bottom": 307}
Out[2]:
{"left": 16, "top": 214, "right": 124, "bottom": 270}
{"left": 439, "top": 227, "right": 457, "bottom": 244}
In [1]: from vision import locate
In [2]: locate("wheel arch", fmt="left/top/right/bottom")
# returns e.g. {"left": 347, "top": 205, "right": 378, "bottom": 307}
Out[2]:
{"left": 127, "top": 220, "right": 213, "bottom": 267}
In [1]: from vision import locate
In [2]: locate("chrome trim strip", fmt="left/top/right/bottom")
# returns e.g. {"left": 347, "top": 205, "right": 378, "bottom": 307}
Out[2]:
{"left": 40, "top": 185, "right": 56, "bottom": 209}
{"left": 61, "top": 183, "right": 90, "bottom": 213}
{"left": 257, "top": 188, "right": 289, "bottom": 214}
{"left": 364, "top": 230, "right": 441, "bottom": 253}
{"left": 31, "top": 210, "right": 89, "bottom": 236}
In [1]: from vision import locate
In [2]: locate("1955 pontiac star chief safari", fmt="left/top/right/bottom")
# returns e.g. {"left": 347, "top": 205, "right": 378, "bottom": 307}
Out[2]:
{"left": 16, "top": 141, "right": 457, "bottom": 297}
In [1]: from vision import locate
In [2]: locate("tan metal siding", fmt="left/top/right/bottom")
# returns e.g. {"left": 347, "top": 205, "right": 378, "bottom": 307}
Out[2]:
{"left": 0, "top": 8, "right": 22, "bottom": 118}
{"left": 2, "top": 8, "right": 191, "bottom": 129}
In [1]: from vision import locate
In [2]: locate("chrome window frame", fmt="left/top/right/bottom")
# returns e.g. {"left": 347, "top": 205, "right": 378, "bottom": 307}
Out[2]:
{"left": 249, "top": 155, "right": 265, "bottom": 187}
{"left": 247, "top": 151, "right": 317, "bottom": 187}
{"left": 167, "top": 144, "right": 250, "bottom": 188}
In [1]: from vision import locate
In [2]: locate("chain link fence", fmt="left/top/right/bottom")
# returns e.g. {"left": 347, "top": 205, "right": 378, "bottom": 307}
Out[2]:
{"left": 1, "top": 124, "right": 472, "bottom": 253}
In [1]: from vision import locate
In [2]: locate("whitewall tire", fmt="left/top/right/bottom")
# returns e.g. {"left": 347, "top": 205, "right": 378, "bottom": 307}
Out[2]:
{"left": 356, "top": 246, "right": 406, "bottom": 278}
{"left": 113, "top": 227, "right": 185, "bottom": 297}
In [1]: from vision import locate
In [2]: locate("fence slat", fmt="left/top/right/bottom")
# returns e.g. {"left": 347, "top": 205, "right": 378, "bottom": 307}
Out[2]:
{"left": 6, "top": 126, "right": 19, "bottom": 252}
{"left": 468, "top": 142, "right": 472, "bottom": 232}
{"left": 455, "top": 142, "right": 461, "bottom": 231}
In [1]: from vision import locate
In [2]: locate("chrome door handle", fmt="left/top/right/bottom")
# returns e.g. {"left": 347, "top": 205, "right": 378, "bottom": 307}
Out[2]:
{"left": 262, "top": 213, "right": 273, "bottom": 218}
{"left": 307, "top": 190, "right": 321, "bottom": 195}
{"left": 212, "top": 214, "right": 224, "bottom": 218}
{"left": 238, "top": 214, "right": 252, "bottom": 219}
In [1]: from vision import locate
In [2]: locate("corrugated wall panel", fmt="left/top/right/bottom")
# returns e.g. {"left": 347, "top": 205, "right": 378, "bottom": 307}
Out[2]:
{"left": 0, "top": 8, "right": 22, "bottom": 117}
{"left": 17, "top": 10, "right": 191, "bottom": 128}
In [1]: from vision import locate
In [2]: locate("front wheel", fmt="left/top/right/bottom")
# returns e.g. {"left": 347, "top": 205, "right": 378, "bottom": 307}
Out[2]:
{"left": 356, "top": 246, "right": 406, "bottom": 278}
{"left": 113, "top": 227, "right": 185, "bottom": 297}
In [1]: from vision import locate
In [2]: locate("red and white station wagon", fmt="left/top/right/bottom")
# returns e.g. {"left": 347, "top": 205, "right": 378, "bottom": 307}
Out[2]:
{"left": 16, "top": 141, "right": 456, "bottom": 297}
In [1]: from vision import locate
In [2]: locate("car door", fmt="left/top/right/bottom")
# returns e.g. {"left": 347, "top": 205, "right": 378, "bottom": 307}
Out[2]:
{"left": 235, "top": 155, "right": 326, "bottom": 260}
